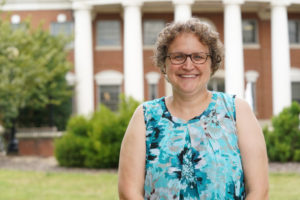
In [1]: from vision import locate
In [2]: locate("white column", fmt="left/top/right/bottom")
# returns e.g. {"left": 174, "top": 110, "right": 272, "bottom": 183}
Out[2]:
{"left": 123, "top": 1, "right": 144, "bottom": 101}
{"left": 73, "top": 2, "right": 94, "bottom": 115}
{"left": 173, "top": 0, "right": 194, "bottom": 22}
{"left": 271, "top": 0, "right": 291, "bottom": 115}
{"left": 223, "top": 0, "right": 244, "bottom": 98}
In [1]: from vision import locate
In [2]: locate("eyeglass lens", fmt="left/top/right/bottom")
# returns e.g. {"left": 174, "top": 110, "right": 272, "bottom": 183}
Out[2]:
{"left": 168, "top": 52, "right": 209, "bottom": 64}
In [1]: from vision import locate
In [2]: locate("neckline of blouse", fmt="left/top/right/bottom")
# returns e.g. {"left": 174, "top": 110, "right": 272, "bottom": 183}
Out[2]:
{"left": 161, "top": 91, "right": 218, "bottom": 124}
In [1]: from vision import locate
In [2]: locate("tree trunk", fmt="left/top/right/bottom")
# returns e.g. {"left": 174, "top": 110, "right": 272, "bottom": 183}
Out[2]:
{"left": 7, "top": 119, "right": 18, "bottom": 154}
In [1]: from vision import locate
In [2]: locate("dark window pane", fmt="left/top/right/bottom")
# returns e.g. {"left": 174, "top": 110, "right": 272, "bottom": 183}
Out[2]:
{"left": 50, "top": 22, "right": 74, "bottom": 47}
{"left": 289, "top": 20, "right": 300, "bottom": 44}
{"left": 242, "top": 20, "right": 257, "bottom": 44}
{"left": 208, "top": 78, "right": 225, "bottom": 92}
{"left": 50, "top": 22, "right": 74, "bottom": 36}
{"left": 99, "top": 85, "right": 120, "bottom": 111}
{"left": 143, "top": 20, "right": 165, "bottom": 45}
{"left": 149, "top": 84, "right": 158, "bottom": 100}
{"left": 292, "top": 82, "right": 300, "bottom": 103}
{"left": 97, "top": 20, "right": 121, "bottom": 46}
{"left": 10, "top": 23, "right": 26, "bottom": 31}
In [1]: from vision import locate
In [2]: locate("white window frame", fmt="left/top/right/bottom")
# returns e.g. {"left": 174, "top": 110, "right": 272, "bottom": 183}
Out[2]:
{"left": 245, "top": 70, "right": 259, "bottom": 112}
{"left": 96, "top": 20, "right": 122, "bottom": 50}
{"left": 291, "top": 67, "right": 300, "bottom": 103}
{"left": 143, "top": 19, "right": 165, "bottom": 49}
{"left": 242, "top": 19, "right": 260, "bottom": 49}
{"left": 95, "top": 70, "right": 123, "bottom": 110}
{"left": 146, "top": 72, "right": 161, "bottom": 100}
{"left": 50, "top": 21, "right": 74, "bottom": 49}
{"left": 65, "top": 72, "right": 76, "bottom": 114}
{"left": 208, "top": 69, "right": 225, "bottom": 92}
{"left": 11, "top": 14, "right": 20, "bottom": 24}
{"left": 10, "top": 14, "right": 26, "bottom": 31}
{"left": 289, "top": 20, "right": 300, "bottom": 49}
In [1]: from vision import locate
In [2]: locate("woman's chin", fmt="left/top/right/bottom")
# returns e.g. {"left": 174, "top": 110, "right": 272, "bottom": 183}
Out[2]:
{"left": 174, "top": 86, "right": 203, "bottom": 95}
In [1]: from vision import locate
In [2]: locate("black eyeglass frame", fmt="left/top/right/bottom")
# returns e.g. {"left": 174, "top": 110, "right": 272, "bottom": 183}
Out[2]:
{"left": 166, "top": 52, "right": 211, "bottom": 65}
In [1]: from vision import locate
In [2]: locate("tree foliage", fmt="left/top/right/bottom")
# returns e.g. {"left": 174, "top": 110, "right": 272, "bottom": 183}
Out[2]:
{"left": 0, "top": 17, "right": 72, "bottom": 129}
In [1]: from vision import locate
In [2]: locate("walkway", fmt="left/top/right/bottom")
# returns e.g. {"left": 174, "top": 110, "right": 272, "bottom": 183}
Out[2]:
{"left": 0, "top": 155, "right": 117, "bottom": 174}
{"left": 0, "top": 155, "right": 300, "bottom": 174}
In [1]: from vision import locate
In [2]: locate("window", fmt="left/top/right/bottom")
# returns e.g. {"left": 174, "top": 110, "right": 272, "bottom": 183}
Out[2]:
{"left": 146, "top": 72, "right": 160, "bottom": 100}
{"left": 65, "top": 72, "right": 76, "bottom": 114}
{"left": 292, "top": 82, "right": 300, "bottom": 103}
{"left": 50, "top": 22, "right": 74, "bottom": 36}
{"left": 291, "top": 68, "right": 300, "bottom": 103}
{"left": 242, "top": 20, "right": 258, "bottom": 44}
{"left": 289, "top": 20, "right": 300, "bottom": 44}
{"left": 149, "top": 84, "right": 158, "bottom": 100}
{"left": 11, "top": 23, "right": 26, "bottom": 31}
{"left": 95, "top": 70, "right": 123, "bottom": 111}
{"left": 208, "top": 78, "right": 225, "bottom": 92}
{"left": 96, "top": 20, "right": 121, "bottom": 47}
{"left": 10, "top": 14, "right": 26, "bottom": 31}
{"left": 143, "top": 20, "right": 165, "bottom": 46}
{"left": 245, "top": 81, "right": 258, "bottom": 112}
{"left": 244, "top": 70, "right": 259, "bottom": 112}
{"left": 99, "top": 85, "right": 120, "bottom": 111}
{"left": 50, "top": 22, "right": 74, "bottom": 47}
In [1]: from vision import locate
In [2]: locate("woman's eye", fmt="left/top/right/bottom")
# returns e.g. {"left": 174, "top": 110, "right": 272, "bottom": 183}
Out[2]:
{"left": 193, "top": 55, "right": 204, "bottom": 60}
{"left": 174, "top": 55, "right": 185, "bottom": 60}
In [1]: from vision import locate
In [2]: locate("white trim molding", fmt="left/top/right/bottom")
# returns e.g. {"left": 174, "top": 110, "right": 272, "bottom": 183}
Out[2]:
{"left": 11, "top": 14, "right": 20, "bottom": 24}
{"left": 146, "top": 71, "right": 161, "bottom": 84}
{"left": 245, "top": 70, "right": 259, "bottom": 83}
{"left": 95, "top": 70, "right": 124, "bottom": 85}
{"left": 65, "top": 72, "right": 76, "bottom": 86}
{"left": 291, "top": 67, "right": 300, "bottom": 82}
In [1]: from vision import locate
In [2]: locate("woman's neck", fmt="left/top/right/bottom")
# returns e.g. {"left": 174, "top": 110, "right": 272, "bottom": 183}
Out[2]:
{"left": 166, "top": 88, "right": 212, "bottom": 121}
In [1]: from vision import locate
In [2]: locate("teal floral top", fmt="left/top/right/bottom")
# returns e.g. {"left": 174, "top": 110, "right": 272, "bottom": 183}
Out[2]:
{"left": 143, "top": 91, "right": 245, "bottom": 200}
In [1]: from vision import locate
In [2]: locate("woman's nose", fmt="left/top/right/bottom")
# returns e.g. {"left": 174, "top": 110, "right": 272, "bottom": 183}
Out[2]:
{"left": 182, "top": 56, "right": 194, "bottom": 70}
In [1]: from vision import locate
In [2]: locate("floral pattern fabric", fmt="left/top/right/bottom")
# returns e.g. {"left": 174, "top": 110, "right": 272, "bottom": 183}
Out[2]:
{"left": 143, "top": 91, "right": 245, "bottom": 200}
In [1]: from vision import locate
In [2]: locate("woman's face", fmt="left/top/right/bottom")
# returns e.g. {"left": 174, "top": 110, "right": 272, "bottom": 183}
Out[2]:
{"left": 165, "top": 33, "right": 212, "bottom": 95}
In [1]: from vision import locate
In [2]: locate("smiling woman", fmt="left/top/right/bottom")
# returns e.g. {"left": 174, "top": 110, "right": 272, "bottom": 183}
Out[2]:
{"left": 164, "top": 33, "right": 212, "bottom": 98}
{"left": 118, "top": 17, "right": 269, "bottom": 200}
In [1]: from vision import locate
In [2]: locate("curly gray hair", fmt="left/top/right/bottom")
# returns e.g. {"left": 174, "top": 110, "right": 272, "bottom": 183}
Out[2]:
{"left": 153, "top": 18, "right": 223, "bottom": 75}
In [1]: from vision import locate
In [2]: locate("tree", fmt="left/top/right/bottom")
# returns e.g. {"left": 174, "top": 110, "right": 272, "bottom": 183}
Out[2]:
{"left": 0, "top": 17, "right": 73, "bottom": 152}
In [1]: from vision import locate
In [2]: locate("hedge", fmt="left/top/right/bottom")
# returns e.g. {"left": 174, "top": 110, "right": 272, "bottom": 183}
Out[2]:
{"left": 55, "top": 95, "right": 139, "bottom": 168}
{"left": 264, "top": 101, "right": 300, "bottom": 162}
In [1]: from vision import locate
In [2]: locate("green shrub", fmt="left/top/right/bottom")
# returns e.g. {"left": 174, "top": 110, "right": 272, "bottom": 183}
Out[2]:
{"left": 264, "top": 102, "right": 300, "bottom": 162}
{"left": 293, "top": 150, "right": 300, "bottom": 162}
{"left": 54, "top": 95, "right": 140, "bottom": 168}
{"left": 83, "top": 105, "right": 120, "bottom": 168}
{"left": 66, "top": 115, "right": 92, "bottom": 137}
{"left": 55, "top": 133, "right": 87, "bottom": 167}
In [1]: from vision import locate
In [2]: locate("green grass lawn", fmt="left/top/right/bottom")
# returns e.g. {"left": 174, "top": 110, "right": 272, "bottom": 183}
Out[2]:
{"left": 0, "top": 169, "right": 299, "bottom": 200}
{"left": 0, "top": 169, "right": 118, "bottom": 200}
{"left": 269, "top": 173, "right": 300, "bottom": 200}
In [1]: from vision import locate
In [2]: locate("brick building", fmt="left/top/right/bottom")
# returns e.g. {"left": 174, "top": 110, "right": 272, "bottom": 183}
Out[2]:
{"left": 2, "top": 0, "right": 300, "bottom": 120}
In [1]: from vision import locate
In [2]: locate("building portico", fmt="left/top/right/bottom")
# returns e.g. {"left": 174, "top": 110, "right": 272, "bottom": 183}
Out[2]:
{"left": 2, "top": 0, "right": 300, "bottom": 118}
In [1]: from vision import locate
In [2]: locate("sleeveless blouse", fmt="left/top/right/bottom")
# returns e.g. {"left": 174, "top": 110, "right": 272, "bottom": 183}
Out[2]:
{"left": 142, "top": 91, "right": 245, "bottom": 200}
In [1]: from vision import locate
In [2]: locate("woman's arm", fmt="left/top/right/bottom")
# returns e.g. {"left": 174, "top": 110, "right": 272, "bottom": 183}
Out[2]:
{"left": 118, "top": 105, "right": 146, "bottom": 200}
{"left": 235, "top": 98, "right": 269, "bottom": 200}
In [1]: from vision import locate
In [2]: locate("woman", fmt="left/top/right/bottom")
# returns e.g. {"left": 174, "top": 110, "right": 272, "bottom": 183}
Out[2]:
{"left": 118, "top": 18, "right": 269, "bottom": 200}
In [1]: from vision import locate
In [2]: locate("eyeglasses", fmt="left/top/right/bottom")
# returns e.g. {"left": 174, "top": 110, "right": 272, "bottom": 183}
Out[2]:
{"left": 166, "top": 52, "right": 211, "bottom": 65}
